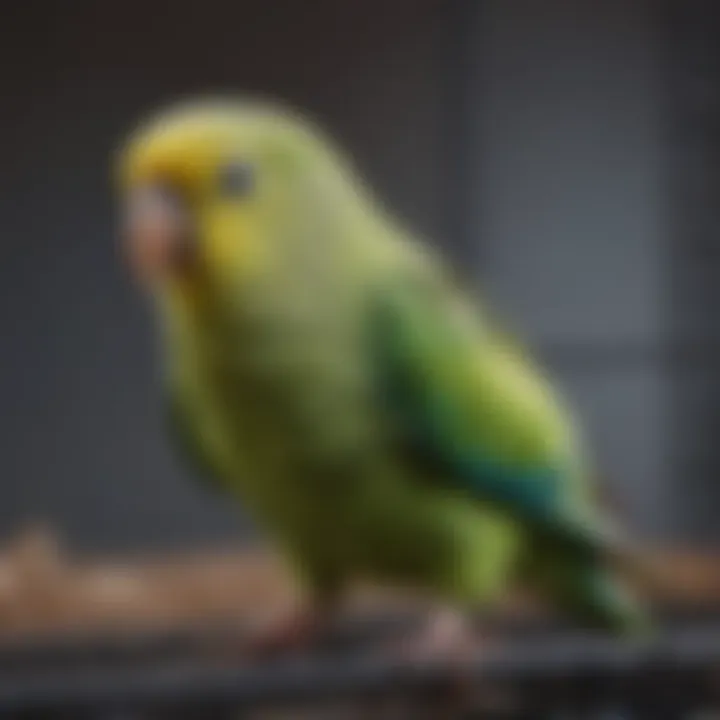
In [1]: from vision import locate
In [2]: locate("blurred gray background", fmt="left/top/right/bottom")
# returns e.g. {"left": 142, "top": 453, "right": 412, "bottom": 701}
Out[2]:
{"left": 0, "top": 0, "right": 716, "bottom": 553}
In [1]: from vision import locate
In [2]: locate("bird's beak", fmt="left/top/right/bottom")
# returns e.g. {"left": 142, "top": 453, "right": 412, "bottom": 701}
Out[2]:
{"left": 121, "top": 184, "right": 195, "bottom": 285}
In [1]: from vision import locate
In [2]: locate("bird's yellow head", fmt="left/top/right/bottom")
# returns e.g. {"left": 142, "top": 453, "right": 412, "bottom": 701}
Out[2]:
{"left": 116, "top": 98, "right": 363, "bottom": 301}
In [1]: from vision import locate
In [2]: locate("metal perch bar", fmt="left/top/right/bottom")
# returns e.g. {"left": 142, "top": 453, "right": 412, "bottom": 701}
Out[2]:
{"left": 0, "top": 604, "right": 715, "bottom": 671}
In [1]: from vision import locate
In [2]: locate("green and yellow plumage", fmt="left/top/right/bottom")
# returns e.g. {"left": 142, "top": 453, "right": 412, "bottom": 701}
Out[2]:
{"left": 118, "top": 99, "right": 648, "bottom": 631}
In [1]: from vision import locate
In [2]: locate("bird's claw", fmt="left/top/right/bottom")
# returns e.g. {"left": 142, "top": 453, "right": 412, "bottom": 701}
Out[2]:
{"left": 245, "top": 606, "right": 324, "bottom": 660}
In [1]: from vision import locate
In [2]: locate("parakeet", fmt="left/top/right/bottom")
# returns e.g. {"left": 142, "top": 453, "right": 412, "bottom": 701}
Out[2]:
{"left": 117, "top": 98, "right": 649, "bottom": 652}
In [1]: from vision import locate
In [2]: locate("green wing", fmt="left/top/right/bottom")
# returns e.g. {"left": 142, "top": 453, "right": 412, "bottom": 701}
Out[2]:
{"left": 372, "top": 274, "right": 618, "bottom": 555}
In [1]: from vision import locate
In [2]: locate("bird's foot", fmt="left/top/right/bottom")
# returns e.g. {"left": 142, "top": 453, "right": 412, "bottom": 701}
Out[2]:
{"left": 396, "top": 608, "right": 476, "bottom": 665}
{"left": 389, "top": 609, "right": 487, "bottom": 714}
{"left": 245, "top": 604, "right": 326, "bottom": 660}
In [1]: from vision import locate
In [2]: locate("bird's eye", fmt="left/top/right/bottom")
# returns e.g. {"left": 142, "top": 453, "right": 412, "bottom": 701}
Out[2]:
{"left": 217, "top": 161, "right": 255, "bottom": 198}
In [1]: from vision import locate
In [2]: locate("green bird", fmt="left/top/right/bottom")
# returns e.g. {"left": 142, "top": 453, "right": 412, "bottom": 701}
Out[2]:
{"left": 117, "top": 98, "right": 649, "bottom": 653}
